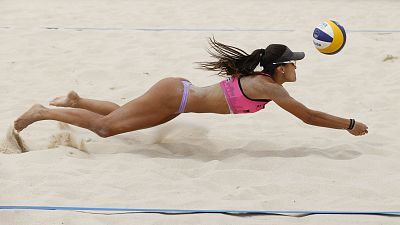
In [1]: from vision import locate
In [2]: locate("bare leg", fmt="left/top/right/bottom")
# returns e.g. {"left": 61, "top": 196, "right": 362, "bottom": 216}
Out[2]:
{"left": 15, "top": 104, "right": 105, "bottom": 134}
{"left": 15, "top": 78, "right": 184, "bottom": 137}
{"left": 50, "top": 91, "right": 120, "bottom": 115}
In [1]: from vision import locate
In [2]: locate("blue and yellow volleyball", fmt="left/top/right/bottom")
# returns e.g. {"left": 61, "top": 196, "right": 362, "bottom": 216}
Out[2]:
{"left": 313, "top": 20, "right": 346, "bottom": 55}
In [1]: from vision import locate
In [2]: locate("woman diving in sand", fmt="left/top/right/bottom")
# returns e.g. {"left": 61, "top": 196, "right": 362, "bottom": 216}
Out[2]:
{"left": 14, "top": 38, "right": 368, "bottom": 137}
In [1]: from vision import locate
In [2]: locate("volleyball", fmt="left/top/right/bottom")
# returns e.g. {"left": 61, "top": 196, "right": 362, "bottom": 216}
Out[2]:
{"left": 313, "top": 20, "right": 346, "bottom": 55}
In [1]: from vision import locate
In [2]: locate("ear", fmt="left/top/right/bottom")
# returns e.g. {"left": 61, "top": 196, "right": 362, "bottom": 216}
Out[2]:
{"left": 277, "top": 65, "right": 285, "bottom": 74}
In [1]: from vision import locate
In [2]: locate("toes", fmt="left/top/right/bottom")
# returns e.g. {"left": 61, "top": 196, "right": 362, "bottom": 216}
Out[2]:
{"left": 49, "top": 97, "right": 60, "bottom": 105}
{"left": 14, "top": 120, "right": 23, "bottom": 132}
{"left": 49, "top": 97, "right": 66, "bottom": 106}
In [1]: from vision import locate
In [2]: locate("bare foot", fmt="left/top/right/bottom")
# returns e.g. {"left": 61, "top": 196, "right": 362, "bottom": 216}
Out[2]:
{"left": 49, "top": 91, "right": 80, "bottom": 107}
{"left": 14, "top": 104, "right": 47, "bottom": 132}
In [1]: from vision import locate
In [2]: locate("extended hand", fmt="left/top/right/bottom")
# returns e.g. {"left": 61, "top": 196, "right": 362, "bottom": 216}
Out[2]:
{"left": 347, "top": 121, "right": 368, "bottom": 136}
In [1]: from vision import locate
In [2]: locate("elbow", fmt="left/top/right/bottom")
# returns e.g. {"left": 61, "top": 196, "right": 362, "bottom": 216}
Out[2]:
{"left": 301, "top": 110, "right": 316, "bottom": 125}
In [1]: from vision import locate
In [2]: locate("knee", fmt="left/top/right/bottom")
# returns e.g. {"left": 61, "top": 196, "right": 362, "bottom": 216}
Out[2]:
{"left": 95, "top": 119, "right": 117, "bottom": 138}
{"left": 96, "top": 127, "right": 113, "bottom": 138}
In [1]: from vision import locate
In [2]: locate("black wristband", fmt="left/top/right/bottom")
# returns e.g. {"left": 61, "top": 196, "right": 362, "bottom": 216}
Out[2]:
{"left": 347, "top": 119, "right": 355, "bottom": 130}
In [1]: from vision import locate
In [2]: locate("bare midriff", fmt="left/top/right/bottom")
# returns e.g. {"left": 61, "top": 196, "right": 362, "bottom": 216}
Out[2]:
{"left": 185, "top": 83, "right": 231, "bottom": 114}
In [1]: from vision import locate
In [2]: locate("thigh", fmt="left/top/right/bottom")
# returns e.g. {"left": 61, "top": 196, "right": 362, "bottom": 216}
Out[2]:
{"left": 101, "top": 78, "right": 184, "bottom": 134}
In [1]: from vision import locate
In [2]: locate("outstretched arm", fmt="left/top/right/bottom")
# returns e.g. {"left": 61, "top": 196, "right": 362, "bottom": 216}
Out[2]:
{"left": 268, "top": 85, "right": 368, "bottom": 136}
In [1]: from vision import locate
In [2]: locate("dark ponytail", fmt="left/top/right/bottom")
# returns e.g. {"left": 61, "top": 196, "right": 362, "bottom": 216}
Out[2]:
{"left": 198, "top": 37, "right": 265, "bottom": 78}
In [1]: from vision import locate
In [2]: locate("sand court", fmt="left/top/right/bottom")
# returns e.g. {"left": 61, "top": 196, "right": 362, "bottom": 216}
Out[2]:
{"left": 1, "top": 0, "right": 400, "bottom": 224}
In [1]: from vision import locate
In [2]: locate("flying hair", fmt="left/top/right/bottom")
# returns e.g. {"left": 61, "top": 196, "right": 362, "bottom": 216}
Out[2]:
{"left": 198, "top": 37, "right": 265, "bottom": 78}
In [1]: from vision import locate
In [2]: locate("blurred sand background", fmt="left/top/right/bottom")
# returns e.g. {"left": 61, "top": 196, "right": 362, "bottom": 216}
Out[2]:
{"left": 1, "top": 0, "right": 400, "bottom": 224}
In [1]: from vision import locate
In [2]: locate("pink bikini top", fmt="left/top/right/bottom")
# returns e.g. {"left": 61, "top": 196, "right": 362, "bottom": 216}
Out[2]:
{"left": 219, "top": 73, "right": 272, "bottom": 114}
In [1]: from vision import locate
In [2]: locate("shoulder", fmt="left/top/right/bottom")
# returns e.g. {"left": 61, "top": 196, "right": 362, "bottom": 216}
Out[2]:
{"left": 249, "top": 75, "right": 289, "bottom": 100}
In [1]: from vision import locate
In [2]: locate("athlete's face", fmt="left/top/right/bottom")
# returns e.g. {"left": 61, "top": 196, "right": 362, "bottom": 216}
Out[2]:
{"left": 282, "top": 61, "right": 297, "bottom": 82}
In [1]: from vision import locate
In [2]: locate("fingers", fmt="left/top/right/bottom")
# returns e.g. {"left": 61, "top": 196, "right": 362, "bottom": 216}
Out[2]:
{"left": 346, "top": 121, "right": 368, "bottom": 136}
{"left": 348, "top": 130, "right": 367, "bottom": 136}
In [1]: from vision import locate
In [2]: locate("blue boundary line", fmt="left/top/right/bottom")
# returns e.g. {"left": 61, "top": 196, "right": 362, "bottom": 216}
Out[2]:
{"left": 1, "top": 205, "right": 400, "bottom": 216}
{"left": 61, "top": 27, "right": 296, "bottom": 32}
{"left": 1, "top": 26, "right": 400, "bottom": 33}
{"left": 347, "top": 29, "right": 400, "bottom": 33}
{"left": 48, "top": 27, "right": 400, "bottom": 33}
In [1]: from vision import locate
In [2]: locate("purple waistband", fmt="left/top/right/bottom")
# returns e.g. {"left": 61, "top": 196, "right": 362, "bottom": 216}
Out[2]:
{"left": 177, "top": 81, "right": 191, "bottom": 113}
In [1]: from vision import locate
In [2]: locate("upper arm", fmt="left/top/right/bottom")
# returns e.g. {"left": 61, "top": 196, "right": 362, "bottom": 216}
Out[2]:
{"left": 267, "top": 85, "right": 314, "bottom": 123}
